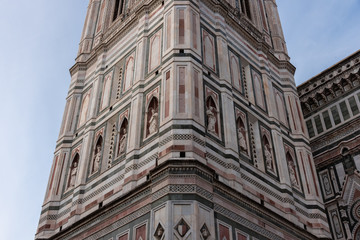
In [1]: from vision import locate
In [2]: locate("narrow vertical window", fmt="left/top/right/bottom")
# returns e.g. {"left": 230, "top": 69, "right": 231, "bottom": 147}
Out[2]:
{"left": 348, "top": 96, "right": 359, "bottom": 115}
{"left": 339, "top": 101, "right": 350, "bottom": 120}
{"left": 240, "top": 0, "right": 252, "bottom": 20}
{"left": 314, "top": 115, "right": 323, "bottom": 134}
{"left": 331, "top": 106, "right": 341, "bottom": 125}
{"left": 113, "top": 0, "right": 124, "bottom": 21}
{"left": 178, "top": 67, "right": 186, "bottom": 113}
{"left": 244, "top": 0, "right": 252, "bottom": 20}
{"left": 322, "top": 111, "right": 332, "bottom": 130}
{"left": 165, "top": 71, "right": 171, "bottom": 118}
{"left": 119, "top": 0, "right": 124, "bottom": 15}
{"left": 113, "top": 0, "right": 120, "bottom": 21}
{"left": 288, "top": 96, "right": 296, "bottom": 130}
{"left": 306, "top": 120, "right": 315, "bottom": 138}
{"left": 178, "top": 9, "right": 185, "bottom": 44}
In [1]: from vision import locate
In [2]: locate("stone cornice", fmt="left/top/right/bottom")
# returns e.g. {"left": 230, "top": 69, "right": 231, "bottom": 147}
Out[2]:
{"left": 298, "top": 50, "right": 360, "bottom": 99}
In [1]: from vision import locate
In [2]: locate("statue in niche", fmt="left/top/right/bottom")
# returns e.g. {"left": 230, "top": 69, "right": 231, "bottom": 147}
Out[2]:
{"left": 119, "top": 128, "right": 127, "bottom": 154}
{"left": 206, "top": 106, "right": 217, "bottom": 134}
{"left": 92, "top": 144, "right": 101, "bottom": 173}
{"left": 288, "top": 160, "right": 298, "bottom": 186}
{"left": 238, "top": 127, "right": 247, "bottom": 151}
{"left": 264, "top": 144, "right": 273, "bottom": 171}
{"left": 148, "top": 108, "right": 158, "bottom": 135}
{"left": 69, "top": 161, "right": 78, "bottom": 188}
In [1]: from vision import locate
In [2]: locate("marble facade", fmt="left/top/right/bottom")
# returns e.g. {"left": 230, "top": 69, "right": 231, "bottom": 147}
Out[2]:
{"left": 36, "top": 0, "right": 330, "bottom": 239}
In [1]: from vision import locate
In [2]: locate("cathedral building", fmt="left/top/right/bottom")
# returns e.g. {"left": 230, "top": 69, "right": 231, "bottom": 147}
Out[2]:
{"left": 298, "top": 50, "right": 360, "bottom": 240}
{"left": 36, "top": 0, "right": 330, "bottom": 239}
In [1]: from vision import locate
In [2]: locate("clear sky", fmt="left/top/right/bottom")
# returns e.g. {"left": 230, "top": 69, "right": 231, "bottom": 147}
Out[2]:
{"left": 0, "top": 0, "right": 359, "bottom": 239}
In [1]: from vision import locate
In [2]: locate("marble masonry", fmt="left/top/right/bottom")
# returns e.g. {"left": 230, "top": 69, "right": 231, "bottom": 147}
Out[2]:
{"left": 35, "top": 0, "right": 331, "bottom": 239}
{"left": 298, "top": 50, "right": 360, "bottom": 240}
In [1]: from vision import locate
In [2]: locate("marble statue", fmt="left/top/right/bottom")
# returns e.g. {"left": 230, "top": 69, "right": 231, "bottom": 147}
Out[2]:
{"left": 238, "top": 126, "right": 247, "bottom": 151}
{"left": 148, "top": 108, "right": 158, "bottom": 135}
{"left": 69, "top": 161, "right": 78, "bottom": 188}
{"left": 206, "top": 106, "right": 217, "bottom": 134}
{"left": 119, "top": 128, "right": 127, "bottom": 154}
{"left": 93, "top": 145, "right": 101, "bottom": 173}
{"left": 264, "top": 144, "right": 273, "bottom": 170}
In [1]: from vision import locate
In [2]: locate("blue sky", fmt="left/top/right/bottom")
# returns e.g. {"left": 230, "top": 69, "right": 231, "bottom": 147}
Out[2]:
{"left": 0, "top": 0, "right": 359, "bottom": 239}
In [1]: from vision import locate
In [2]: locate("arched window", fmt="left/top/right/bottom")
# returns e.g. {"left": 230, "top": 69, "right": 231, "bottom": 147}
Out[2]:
{"left": 206, "top": 96, "right": 219, "bottom": 135}
{"left": 146, "top": 97, "right": 159, "bottom": 137}
{"left": 68, "top": 154, "right": 79, "bottom": 189}
{"left": 91, "top": 136, "right": 103, "bottom": 174}
{"left": 118, "top": 118, "right": 128, "bottom": 156}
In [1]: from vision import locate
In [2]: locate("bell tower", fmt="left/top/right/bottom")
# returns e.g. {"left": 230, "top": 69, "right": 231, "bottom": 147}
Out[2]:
{"left": 36, "top": 0, "right": 331, "bottom": 239}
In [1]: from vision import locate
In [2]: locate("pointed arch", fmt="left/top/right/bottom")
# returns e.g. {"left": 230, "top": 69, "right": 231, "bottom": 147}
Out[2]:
{"left": 230, "top": 55, "right": 242, "bottom": 91}
{"left": 252, "top": 71, "right": 265, "bottom": 110}
{"left": 204, "top": 34, "right": 215, "bottom": 71}
{"left": 275, "top": 92, "right": 287, "bottom": 125}
{"left": 123, "top": 56, "right": 134, "bottom": 92}
{"left": 100, "top": 72, "right": 113, "bottom": 111}
{"left": 149, "top": 32, "right": 161, "bottom": 72}
{"left": 118, "top": 118, "right": 129, "bottom": 156}
{"left": 79, "top": 93, "right": 90, "bottom": 126}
